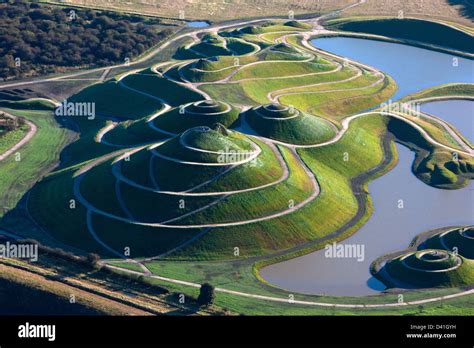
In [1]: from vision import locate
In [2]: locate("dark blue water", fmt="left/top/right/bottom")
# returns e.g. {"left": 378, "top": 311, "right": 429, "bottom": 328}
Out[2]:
{"left": 311, "top": 37, "right": 474, "bottom": 100}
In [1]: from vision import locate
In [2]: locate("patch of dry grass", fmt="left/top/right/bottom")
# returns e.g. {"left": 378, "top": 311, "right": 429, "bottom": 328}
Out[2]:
{"left": 42, "top": 0, "right": 473, "bottom": 25}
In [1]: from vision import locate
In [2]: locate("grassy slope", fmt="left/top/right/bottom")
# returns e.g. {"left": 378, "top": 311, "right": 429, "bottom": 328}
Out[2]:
{"left": 398, "top": 83, "right": 474, "bottom": 151}
{"left": 121, "top": 72, "right": 204, "bottom": 107}
{"left": 240, "top": 67, "right": 356, "bottom": 104}
{"left": 70, "top": 81, "right": 163, "bottom": 120}
{"left": 28, "top": 168, "right": 108, "bottom": 254}
{"left": 0, "top": 99, "right": 56, "bottom": 111}
{"left": 231, "top": 60, "right": 334, "bottom": 80}
{"left": 0, "top": 125, "right": 28, "bottom": 154}
{"left": 173, "top": 146, "right": 312, "bottom": 225}
{"left": 152, "top": 107, "right": 240, "bottom": 133}
{"left": 246, "top": 110, "right": 336, "bottom": 145}
{"left": 388, "top": 117, "right": 473, "bottom": 189}
{"left": 0, "top": 109, "right": 69, "bottom": 215}
{"left": 280, "top": 75, "right": 397, "bottom": 121}
{"left": 400, "top": 83, "right": 474, "bottom": 102}
{"left": 195, "top": 138, "right": 283, "bottom": 192}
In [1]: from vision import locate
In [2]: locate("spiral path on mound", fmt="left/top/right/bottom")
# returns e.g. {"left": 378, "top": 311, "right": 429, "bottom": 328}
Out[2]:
{"left": 75, "top": 121, "right": 320, "bottom": 229}
{"left": 399, "top": 250, "right": 462, "bottom": 273}
{"left": 422, "top": 226, "right": 474, "bottom": 259}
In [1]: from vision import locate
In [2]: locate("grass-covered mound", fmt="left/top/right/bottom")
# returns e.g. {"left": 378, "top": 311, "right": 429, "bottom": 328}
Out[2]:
{"left": 421, "top": 227, "right": 474, "bottom": 259}
{"left": 103, "top": 100, "right": 241, "bottom": 146}
{"left": 69, "top": 80, "right": 163, "bottom": 120}
{"left": 179, "top": 57, "right": 238, "bottom": 83}
{"left": 257, "top": 43, "right": 312, "bottom": 61}
{"left": 226, "top": 38, "right": 257, "bottom": 55}
{"left": 78, "top": 155, "right": 221, "bottom": 224}
{"left": 230, "top": 58, "right": 332, "bottom": 81}
{"left": 166, "top": 145, "right": 314, "bottom": 226}
{"left": 221, "top": 22, "right": 307, "bottom": 38}
{"left": 284, "top": 20, "right": 313, "bottom": 30}
{"left": 382, "top": 249, "right": 474, "bottom": 288}
{"left": 237, "top": 25, "right": 264, "bottom": 35}
{"left": 151, "top": 100, "right": 240, "bottom": 133}
{"left": 178, "top": 55, "right": 258, "bottom": 83}
{"left": 174, "top": 35, "right": 256, "bottom": 59}
{"left": 245, "top": 103, "right": 336, "bottom": 145}
{"left": 325, "top": 18, "right": 474, "bottom": 54}
{"left": 119, "top": 73, "right": 203, "bottom": 107}
{"left": 388, "top": 118, "right": 474, "bottom": 189}
{"left": 416, "top": 149, "right": 474, "bottom": 187}
{"left": 153, "top": 126, "right": 258, "bottom": 164}
{"left": 120, "top": 131, "right": 282, "bottom": 194}
{"left": 400, "top": 84, "right": 474, "bottom": 103}
{"left": 101, "top": 118, "right": 170, "bottom": 147}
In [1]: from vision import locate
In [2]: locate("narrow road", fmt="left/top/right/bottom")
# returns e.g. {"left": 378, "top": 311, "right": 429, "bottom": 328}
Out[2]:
{"left": 0, "top": 111, "right": 37, "bottom": 162}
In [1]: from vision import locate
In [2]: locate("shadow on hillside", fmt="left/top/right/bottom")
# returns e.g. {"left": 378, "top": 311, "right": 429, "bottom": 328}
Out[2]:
{"left": 447, "top": 0, "right": 474, "bottom": 21}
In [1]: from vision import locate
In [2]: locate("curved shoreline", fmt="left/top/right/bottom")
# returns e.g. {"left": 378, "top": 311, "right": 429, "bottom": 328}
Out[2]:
{"left": 310, "top": 31, "right": 474, "bottom": 60}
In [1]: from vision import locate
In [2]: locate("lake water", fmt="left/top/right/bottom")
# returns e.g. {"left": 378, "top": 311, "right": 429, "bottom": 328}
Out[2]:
{"left": 421, "top": 100, "right": 473, "bottom": 144}
{"left": 311, "top": 37, "right": 474, "bottom": 100}
{"left": 187, "top": 21, "right": 210, "bottom": 28}
{"left": 260, "top": 37, "right": 474, "bottom": 296}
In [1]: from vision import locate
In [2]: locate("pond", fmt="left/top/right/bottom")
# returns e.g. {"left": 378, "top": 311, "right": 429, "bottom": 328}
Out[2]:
{"left": 187, "top": 21, "right": 210, "bottom": 28}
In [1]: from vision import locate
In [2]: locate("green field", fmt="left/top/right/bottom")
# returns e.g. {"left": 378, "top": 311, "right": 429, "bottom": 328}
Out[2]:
{"left": 0, "top": 125, "right": 28, "bottom": 155}
{"left": 0, "top": 109, "right": 69, "bottom": 215}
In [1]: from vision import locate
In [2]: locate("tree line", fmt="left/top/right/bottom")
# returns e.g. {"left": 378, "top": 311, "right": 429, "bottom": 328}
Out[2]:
{"left": 0, "top": 0, "right": 175, "bottom": 79}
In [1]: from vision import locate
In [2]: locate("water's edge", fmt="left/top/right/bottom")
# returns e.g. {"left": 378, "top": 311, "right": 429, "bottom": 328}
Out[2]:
{"left": 260, "top": 37, "right": 474, "bottom": 296}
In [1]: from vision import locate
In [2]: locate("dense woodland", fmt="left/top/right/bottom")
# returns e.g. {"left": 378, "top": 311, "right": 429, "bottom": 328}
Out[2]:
{"left": 0, "top": 0, "right": 176, "bottom": 79}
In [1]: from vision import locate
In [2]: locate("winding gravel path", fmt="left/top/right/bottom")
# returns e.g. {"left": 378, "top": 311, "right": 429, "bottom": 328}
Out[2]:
{"left": 0, "top": 111, "right": 37, "bottom": 162}
{"left": 105, "top": 263, "right": 474, "bottom": 309}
